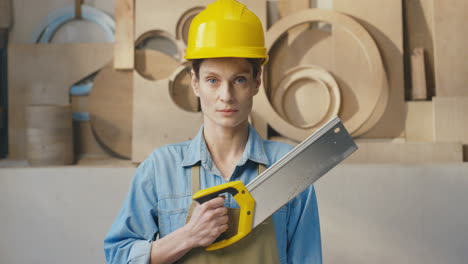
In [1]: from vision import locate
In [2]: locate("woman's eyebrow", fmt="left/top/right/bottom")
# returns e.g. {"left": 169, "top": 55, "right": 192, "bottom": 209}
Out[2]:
{"left": 201, "top": 71, "right": 251, "bottom": 77}
{"left": 201, "top": 71, "right": 220, "bottom": 77}
{"left": 234, "top": 71, "right": 250, "bottom": 76}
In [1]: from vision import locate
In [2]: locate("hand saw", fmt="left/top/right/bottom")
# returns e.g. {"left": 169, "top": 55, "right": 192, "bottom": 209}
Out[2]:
{"left": 192, "top": 116, "right": 358, "bottom": 251}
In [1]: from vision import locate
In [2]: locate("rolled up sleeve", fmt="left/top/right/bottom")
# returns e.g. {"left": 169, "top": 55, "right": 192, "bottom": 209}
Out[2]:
{"left": 104, "top": 159, "right": 159, "bottom": 264}
{"left": 287, "top": 185, "right": 322, "bottom": 264}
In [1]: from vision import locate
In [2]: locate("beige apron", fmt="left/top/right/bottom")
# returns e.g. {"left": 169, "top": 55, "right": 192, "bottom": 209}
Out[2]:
{"left": 177, "top": 164, "right": 280, "bottom": 264}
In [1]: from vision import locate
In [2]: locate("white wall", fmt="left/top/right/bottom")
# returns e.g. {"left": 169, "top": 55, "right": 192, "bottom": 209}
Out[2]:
{"left": 316, "top": 164, "right": 468, "bottom": 264}
{"left": 1, "top": 164, "right": 467, "bottom": 263}
{"left": 0, "top": 168, "right": 134, "bottom": 264}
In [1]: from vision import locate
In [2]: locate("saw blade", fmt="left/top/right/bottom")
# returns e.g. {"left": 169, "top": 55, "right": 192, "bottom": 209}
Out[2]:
{"left": 247, "top": 116, "right": 357, "bottom": 228}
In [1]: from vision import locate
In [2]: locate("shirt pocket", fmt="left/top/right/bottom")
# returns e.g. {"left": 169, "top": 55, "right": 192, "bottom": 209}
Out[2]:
{"left": 157, "top": 195, "right": 191, "bottom": 237}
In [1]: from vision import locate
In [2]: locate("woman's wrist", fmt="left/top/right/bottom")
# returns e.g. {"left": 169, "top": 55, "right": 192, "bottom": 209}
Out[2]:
{"left": 180, "top": 224, "right": 198, "bottom": 250}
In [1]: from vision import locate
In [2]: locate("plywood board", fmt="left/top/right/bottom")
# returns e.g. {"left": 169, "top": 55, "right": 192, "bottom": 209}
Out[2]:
{"left": 433, "top": 97, "right": 468, "bottom": 145}
{"left": 7, "top": 43, "right": 113, "bottom": 159}
{"left": 411, "top": 48, "right": 427, "bottom": 100}
{"left": 114, "top": 0, "right": 134, "bottom": 69}
{"left": 73, "top": 120, "right": 110, "bottom": 159}
{"left": 404, "top": 0, "right": 435, "bottom": 97}
{"left": 277, "top": 0, "right": 310, "bottom": 43}
{"left": 132, "top": 72, "right": 203, "bottom": 163}
{"left": 89, "top": 49, "right": 179, "bottom": 159}
{"left": 345, "top": 140, "right": 463, "bottom": 164}
{"left": 405, "top": 101, "right": 434, "bottom": 142}
{"left": 256, "top": 9, "right": 388, "bottom": 141}
{"left": 334, "top": 0, "right": 405, "bottom": 138}
{"left": 267, "top": 27, "right": 333, "bottom": 101}
{"left": 271, "top": 65, "right": 340, "bottom": 129}
{"left": 9, "top": 0, "right": 114, "bottom": 43}
{"left": 433, "top": 0, "right": 468, "bottom": 96}
{"left": 135, "top": 0, "right": 266, "bottom": 58}
{"left": 89, "top": 61, "right": 133, "bottom": 159}
{"left": 277, "top": 0, "right": 309, "bottom": 18}
{"left": 25, "top": 105, "right": 74, "bottom": 166}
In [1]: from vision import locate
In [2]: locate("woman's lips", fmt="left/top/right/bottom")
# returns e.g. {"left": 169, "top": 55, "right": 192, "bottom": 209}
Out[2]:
{"left": 217, "top": 109, "right": 238, "bottom": 116}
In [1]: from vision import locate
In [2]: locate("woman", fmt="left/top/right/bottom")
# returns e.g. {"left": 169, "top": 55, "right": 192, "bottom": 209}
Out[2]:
{"left": 104, "top": 0, "right": 322, "bottom": 263}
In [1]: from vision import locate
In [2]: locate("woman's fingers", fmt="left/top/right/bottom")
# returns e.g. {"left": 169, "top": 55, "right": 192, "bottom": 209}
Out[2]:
{"left": 201, "top": 196, "right": 225, "bottom": 209}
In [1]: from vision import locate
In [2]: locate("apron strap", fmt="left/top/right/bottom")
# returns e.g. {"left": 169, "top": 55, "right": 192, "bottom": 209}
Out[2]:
{"left": 191, "top": 164, "right": 201, "bottom": 194}
{"left": 258, "top": 163, "right": 266, "bottom": 175}
{"left": 187, "top": 164, "right": 201, "bottom": 218}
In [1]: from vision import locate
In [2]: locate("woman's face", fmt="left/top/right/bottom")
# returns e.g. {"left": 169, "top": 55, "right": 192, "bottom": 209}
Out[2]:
{"left": 191, "top": 57, "right": 261, "bottom": 130}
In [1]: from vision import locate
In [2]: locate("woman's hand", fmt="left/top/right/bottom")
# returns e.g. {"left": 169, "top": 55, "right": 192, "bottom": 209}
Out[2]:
{"left": 184, "top": 196, "right": 229, "bottom": 248}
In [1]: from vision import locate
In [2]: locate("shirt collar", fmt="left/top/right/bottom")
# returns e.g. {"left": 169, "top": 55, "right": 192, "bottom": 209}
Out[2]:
{"left": 181, "top": 124, "right": 270, "bottom": 168}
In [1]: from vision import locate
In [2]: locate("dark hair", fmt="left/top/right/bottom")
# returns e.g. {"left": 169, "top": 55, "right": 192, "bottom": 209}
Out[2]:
{"left": 191, "top": 58, "right": 263, "bottom": 79}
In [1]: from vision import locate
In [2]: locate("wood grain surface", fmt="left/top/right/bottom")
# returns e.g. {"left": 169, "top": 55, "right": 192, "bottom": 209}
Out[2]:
{"left": 132, "top": 75, "right": 203, "bottom": 163}
{"left": 277, "top": 0, "right": 310, "bottom": 44}
{"left": 255, "top": 9, "right": 388, "bottom": 141}
{"left": 433, "top": 0, "right": 468, "bottom": 96}
{"left": 271, "top": 65, "right": 340, "bottom": 129}
{"left": 25, "top": 104, "right": 74, "bottom": 165}
{"left": 404, "top": 0, "right": 435, "bottom": 98}
{"left": 8, "top": 43, "right": 113, "bottom": 159}
{"left": 433, "top": 97, "right": 468, "bottom": 145}
{"left": 411, "top": 48, "right": 427, "bottom": 100}
{"left": 334, "top": 0, "right": 405, "bottom": 138}
{"left": 89, "top": 49, "right": 179, "bottom": 159}
{"left": 405, "top": 101, "right": 433, "bottom": 142}
{"left": 114, "top": 0, "right": 135, "bottom": 69}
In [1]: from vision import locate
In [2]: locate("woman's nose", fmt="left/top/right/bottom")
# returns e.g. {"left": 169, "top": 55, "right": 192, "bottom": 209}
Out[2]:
{"left": 219, "top": 82, "right": 234, "bottom": 103}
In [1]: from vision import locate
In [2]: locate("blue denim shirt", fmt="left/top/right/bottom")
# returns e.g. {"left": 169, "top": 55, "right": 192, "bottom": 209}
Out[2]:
{"left": 104, "top": 125, "right": 322, "bottom": 264}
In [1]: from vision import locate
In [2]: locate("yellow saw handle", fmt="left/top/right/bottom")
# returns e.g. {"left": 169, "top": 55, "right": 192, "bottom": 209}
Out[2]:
{"left": 192, "top": 181, "right": 255, "bottom": 251}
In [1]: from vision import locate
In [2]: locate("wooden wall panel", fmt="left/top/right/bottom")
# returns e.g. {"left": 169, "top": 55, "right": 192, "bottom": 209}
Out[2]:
{"left": 405, "top": 101, "right": 434, "bottom": 142}
{"left": 334, "top": 0, "right": 405, "bottom": 138}
{"left": 114, "top": 0, "right": 134, "bottom": 69}
{"left": 132, "top": 73, "right": 203, "bottom": 163}
{"left": 267, "top": 28, "right": 333, "bottom": 102}
{"left": 9, "top": 0, "right": 114, "bottom": 43}
{"left": 277, "top": 0, "right": 310, "bottom": 43}
{"left": 73, "top": 121, "right": 111, "bottom": 159}
{"left": 257, "top": 9, "right": 390, "bottom": 141}
{"left": 410, "top": 48, "right": 428, "bottom": 100}
{"left": 404, "top": 0, "right": 435, "bottom": 98}
{"left": 433, "top": 97, "right": 468, "bottom": 160}
{"left": 433, "top": 97, "right": 468, "bottom": 142}
{"left": 433, "top": 0, "right": 468, "bottom": 96}
{"left": 7, "top": 43, "right": 113, "bottom": 159}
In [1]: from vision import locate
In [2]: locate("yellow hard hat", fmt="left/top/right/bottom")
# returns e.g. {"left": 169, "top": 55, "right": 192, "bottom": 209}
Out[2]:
{"left": 184, "top": 0, "right": 268, "bottom": 64}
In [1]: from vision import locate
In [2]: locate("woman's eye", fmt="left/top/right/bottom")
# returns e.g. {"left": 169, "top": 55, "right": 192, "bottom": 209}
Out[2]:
{"left": 207, "top": 78, "right": 218, "bottom": 85}
{"left": 235, "top": 77, "right": 247, "bottom": 84}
